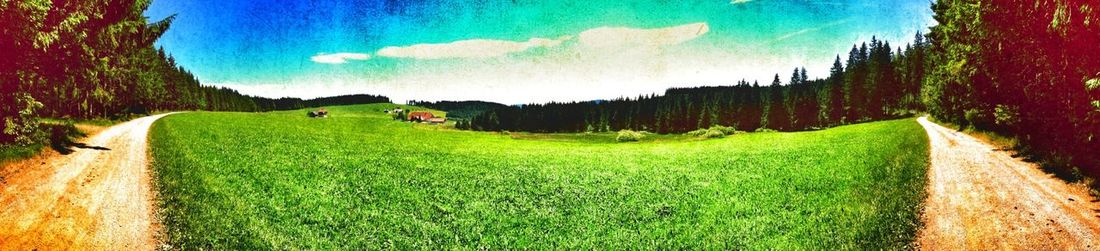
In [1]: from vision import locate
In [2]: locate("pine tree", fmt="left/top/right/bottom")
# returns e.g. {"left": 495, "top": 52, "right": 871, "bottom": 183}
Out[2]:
{"left": 827, "top": 56, "right": 847, "bottom": 125}
{"left": 765, "top": 74, "right": 790, "bottom": 131}
{"left": 845, "top": 45, "right": 865, "bottom": 122}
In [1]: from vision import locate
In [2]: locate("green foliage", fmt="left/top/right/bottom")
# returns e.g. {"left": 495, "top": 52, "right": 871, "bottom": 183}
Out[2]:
{"left": 686, "top": 125, "right": 736, "bottom": 139}
{"left": 615, "top": 130, "right": 646, "bottom": 142}
{"left": 392, "top": 110, "right": 407, "bottom": 121}
{"left": 0, "top": 143, "right": 43, "bottom": 164}
{"left": 710, "top": 125, "right": 737, "bottom": 135}
{"left": 2, "top": 93, "right": 44, "bottom": 145}
{"left": 754, "top": 127, "right": 778, "bottom": 133}
{"left": 149, "top": 105, "right": 930, "bottom": 249}
{"left": 923, "top": 0, "right": 1100, "bottom": 172}
{"left": 923, "top": 0, "right": 983, "bottom": 126}
{"left": 0, "top": 0, "right": 390, "bottom": 145}
{"left": 685, "top": 128, "right": 708, "bottom": 137}
{"left": 1089, "top": 78, "right": 1100, "bottom": 112}
{"left": 411, "top": 101, "right": 509, "bottom": 120}
{"left": 993, "top": 104, "right": 1020, "bottom": 127}
{"left": 702, "top": 129, "right": 725, "bottom": 139}
{"left": 467, "top": 35, "right": 927, "bottom": 135}
{"left": 455, "top": 120, "right": 472, "bottom": 130}
{"left": 764, "top": 74, "right": 791, "bottom": 131}
{"left": 963, "top": 108, "right": 992, "bottom": 129}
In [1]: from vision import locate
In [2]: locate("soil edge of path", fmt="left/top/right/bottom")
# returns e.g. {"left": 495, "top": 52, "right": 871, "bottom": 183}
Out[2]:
{"left": 0, "top": 113, "right": 179, "bottom": 250}
{"left": 916, "top": 116, "right": 1100, "bottom": 250}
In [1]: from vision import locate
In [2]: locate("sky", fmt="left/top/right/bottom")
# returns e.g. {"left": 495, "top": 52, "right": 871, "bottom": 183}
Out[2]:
{"left": 145, "top": 0, "right": 936, "bottom": 104}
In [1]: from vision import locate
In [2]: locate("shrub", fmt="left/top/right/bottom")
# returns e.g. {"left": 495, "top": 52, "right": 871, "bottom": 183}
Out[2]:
{"left": 754, "top": 127, "right": 778, "bottom": 133}
{"left": 963, "top": 108, "right": 993, "bottom": 129}
{"left": 685, "top": 128, "right": 708, "bottom": 137}
{"left": 685, "top": 126, "right": 738, "bottom": 139}
{"left": 702, "top": 129, "right": 726, "bottom": 139}
{"left": 993, "top": 104, "right": 1020, "bottom": 127}
{"left": 711, "top": 125, "right": 737, "bottom": 135}
{"left": 2, "top": 94, "right": 45, "bottom": 145}
{"left": 616, "top": 130, "right": 645, "bottom": 142}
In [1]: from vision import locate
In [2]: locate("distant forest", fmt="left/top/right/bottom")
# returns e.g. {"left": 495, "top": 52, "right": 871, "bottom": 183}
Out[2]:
{"left": 451, "top": 1, "right": 1100, "bottom": 174}
{"left": 461, "top": 34, "right": 927, "bottom": 134}
{"left": 257, "top": 94, "right": 390, "bottom": 112}
{"left": 0, "top": 0, "right": 386, "bottom": 144}
{"left": 408, "top": 101, "right": 509, "bottom": 120}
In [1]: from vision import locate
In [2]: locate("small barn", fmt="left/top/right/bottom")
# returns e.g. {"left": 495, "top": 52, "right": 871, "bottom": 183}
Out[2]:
{"left": 408, "top": 111, "right": 434, "bottom": 121}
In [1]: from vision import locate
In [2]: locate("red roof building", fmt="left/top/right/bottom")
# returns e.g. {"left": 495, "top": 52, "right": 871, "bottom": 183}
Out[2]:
{"left": 408, "top": 111, "right": 434, "bottom": 121}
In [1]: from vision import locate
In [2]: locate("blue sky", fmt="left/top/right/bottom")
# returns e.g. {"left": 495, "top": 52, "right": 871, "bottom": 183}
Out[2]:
{"left": 145, "top": 0, "right": 935, "bottom": 104}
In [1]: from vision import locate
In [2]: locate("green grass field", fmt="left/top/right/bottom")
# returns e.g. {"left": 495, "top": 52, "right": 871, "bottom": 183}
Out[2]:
{"left": 150, "top": 104, "right": 930, "bottom": 249}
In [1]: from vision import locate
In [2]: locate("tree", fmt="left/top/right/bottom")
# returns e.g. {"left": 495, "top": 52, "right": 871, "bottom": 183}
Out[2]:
{"left": 845, "top": 45, "right": 867, "bottom": 121}
{"left": 826, "top": 56, "right": 847, "bottom": 125}
{"left": 866, "top": 37, "right": 896, "bottom": 119}
{"left": 464, "top": 37, "right": 928, "bottom": 134}
{"left": 923, "top": 0, "right": 1100, "bottom": 174}
{"left": 765, "top": 74, "right": 790, "bottom": 130}
{"left": 791, "top": 68, "right": 820, "bottom": 129}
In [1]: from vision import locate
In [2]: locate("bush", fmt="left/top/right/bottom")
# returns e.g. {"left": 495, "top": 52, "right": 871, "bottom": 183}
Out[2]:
{"left": 711, "top": 125, "right": 737, "bottom": 135}
{"left": 2, "top": 94, "right": 45, "bottom": 145}
{"left": 963, "top": 108, "right": 993, "bottom": 129}
{"left": 685, "top": 126, "right": 738, "bottom": 139}
{"left": 616, "top": 130, "right": 646, "bottom": 142}
{"left": 702, "top": 129, "right": 726, "bottom": 139}
{"left": 754, "top": 127, "right": 778, "bottom": 133}
{"left": 993, "top": 104, "right": 1020, "bottom": 127}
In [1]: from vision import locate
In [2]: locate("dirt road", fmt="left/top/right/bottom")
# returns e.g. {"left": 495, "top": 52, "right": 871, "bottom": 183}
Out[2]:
{"left": 0, "top": 113, "right": 175, "bottom": 250}
{"left": 916, "top": 117, "right": 1100, "bottom": 249}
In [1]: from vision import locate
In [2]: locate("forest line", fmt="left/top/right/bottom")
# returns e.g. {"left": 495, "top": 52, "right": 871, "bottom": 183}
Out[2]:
{"left": 0, "top": 0, "right": 388, "bottom": 145}
{"left": 453, "top": 34, "right": 927, "bottom": 134}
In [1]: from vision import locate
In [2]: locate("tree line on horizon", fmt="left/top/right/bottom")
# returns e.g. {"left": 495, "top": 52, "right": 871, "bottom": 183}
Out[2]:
{"left": 461, "top": 34, "right": 928, "bottom": 134}
{"left": 0, "top": 0, "right": 388, "bottom": 145}
{"left": 455, "top": 0, "right": 1100, "bottom": 175}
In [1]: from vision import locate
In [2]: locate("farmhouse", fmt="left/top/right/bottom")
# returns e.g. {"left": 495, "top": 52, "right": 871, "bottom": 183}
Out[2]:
{"left": 408, "top": 111, "right": 434, "bottom": 121}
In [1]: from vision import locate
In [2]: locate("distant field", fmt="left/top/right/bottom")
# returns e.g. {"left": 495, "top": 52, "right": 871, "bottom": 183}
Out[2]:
{"left": 149, "top": 103, "right": 929, "bottom": 249}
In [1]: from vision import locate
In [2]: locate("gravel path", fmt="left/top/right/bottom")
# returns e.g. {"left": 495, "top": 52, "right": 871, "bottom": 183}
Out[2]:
{"left": 917, "top": 116, "right": 1100, "bottom": 249}
{"left": 0, "top": 113, "right": 176, "bottom": 250}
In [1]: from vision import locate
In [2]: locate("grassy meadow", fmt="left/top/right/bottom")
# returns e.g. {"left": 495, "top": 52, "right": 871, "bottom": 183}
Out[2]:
{"left": 149, "top": 104, "right": 929, "bottom": 249}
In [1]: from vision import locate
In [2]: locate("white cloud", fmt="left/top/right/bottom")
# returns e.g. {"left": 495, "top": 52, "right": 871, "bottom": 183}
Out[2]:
{"left": 372, "top": 22, "right": 709, "bottom": 61}
{"left": 577, "top": 22, "right": 710, "bottom": 48}
{"left": 310, "top": 53, "right": 371, "bottom": 64}
{"left": 376, "top": 36, "right": 573, "bottom": 60}
{"left": 770, "top": 19, "right": 852, "bottom": 43}
{"left": 731, "top": 0, "right": 754, "bottom": 4}
{"left": 259, "top": 22, "right": 773, "bottom": 104}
